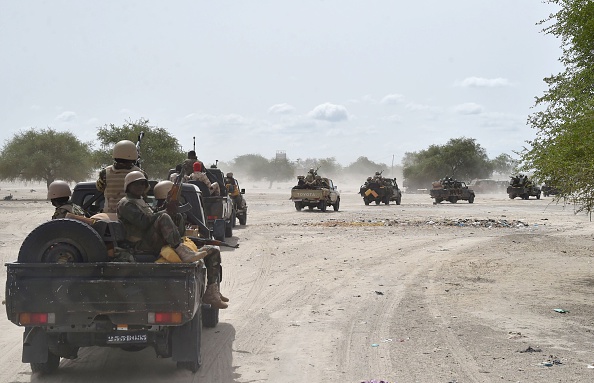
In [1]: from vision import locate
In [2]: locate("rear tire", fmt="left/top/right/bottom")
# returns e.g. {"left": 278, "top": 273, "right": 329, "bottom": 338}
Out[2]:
{"left": 294, "top": 202, "right": 302, "bottom": 211}
{"left": 319, "top": 201, "right": 327, "bottom": 212}
{"left": 224, "top": 222, "right": 233, "bottom": 237}
{"left": 364, "top": 198, "right": 370, "bottom": 206}
{"left": 468, "top": 195, "right": 475, "bottom": 204}
{"left": 238, "top": 212, "right": 247, "bottom": 225}
{"left": 30, "top": 351, "right": 60, "bottom": 374}
{"left": 18, "top": 219, "right": 107, "bottom": 263}
{"left": 333, "top": 198, "right": 340, "bottom": 212}
{"left": 396, "top": 195, "right": 402, "bottom": 205}
{"left": 230, "top": 209, "right": 236, "bottom": 227}
{"left": 375, "top": 200, "right": 380, "bottom": 205}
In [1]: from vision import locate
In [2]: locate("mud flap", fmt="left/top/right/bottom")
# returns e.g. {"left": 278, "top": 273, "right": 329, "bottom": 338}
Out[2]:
{"left": 213, "top": 219, "right": 225, "bottom": 241}
{"left": 22, "top": 327, "right": 49, "bottom": 363}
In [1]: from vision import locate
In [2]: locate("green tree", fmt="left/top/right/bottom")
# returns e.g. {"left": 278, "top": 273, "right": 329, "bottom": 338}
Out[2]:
{"left": 0, "top": 128, "right": 93, "bottom": 189}
{"left": 402, "top": 137, "right": 492, "bottom": 190}
{"left": 344, "top": 156, "right": 388, "bottom": 176}
{"left": 490, "top": 153, "right": 519, "bottom": 177}
{"left": 227, "top": 154, "right": 271, "bottom": 181}
{"left": 266, "top": 156, "right": 296, "bottom": 187}
{"left": 94, "top": 119, "right": 184, "bottom": 180}
{"left": 521, "top": 1, "right": 594, "bottom": 212}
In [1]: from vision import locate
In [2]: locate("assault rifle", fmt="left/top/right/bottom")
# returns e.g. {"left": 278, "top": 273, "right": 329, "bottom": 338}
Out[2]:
{"left": 164, "top": 170, "right": 192, "bottom": 216}
{"left": 135, "top": 131, "right": 144, "bottom": 168}
{"left": 187, "top": 236, "right": 239, "bottom": 249}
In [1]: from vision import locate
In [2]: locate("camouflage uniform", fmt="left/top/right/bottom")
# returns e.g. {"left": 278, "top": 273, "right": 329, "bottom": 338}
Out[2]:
{"left": 119, "top": 194, "right": 221, "bottom": 284}
{"left": 52, "top": 202, "right": 85, "bottom": 220}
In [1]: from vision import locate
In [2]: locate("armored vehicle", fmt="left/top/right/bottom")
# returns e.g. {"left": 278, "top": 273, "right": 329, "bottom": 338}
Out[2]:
{"left": 430, "top": 177, "right": 475, "bottom": 204}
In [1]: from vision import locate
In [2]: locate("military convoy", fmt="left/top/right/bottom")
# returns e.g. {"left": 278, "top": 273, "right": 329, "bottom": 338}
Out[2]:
{"left": 5, "top": 181, "right": 233, "bottom": 374}
{"left": 507, "top": 174, "right": 541, "bottom": 199}
{"left": 430, "top": 177, "right": 475, "bottom": 204}
{"left": 290, "top": 169, "right": 340, "bottom": 212}
{"left": 359, "top": 172, "right": 402, "bottom": 205}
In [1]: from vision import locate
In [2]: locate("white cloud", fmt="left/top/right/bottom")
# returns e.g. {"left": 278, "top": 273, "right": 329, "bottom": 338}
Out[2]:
{"left": 405, "top": 102, "right": 431, "bottom": 111}
{"left": 456, "top": 77, "right": 511, "bottom": 87}
{"left": 381, "top": 94, "right": 404, "bottom": 105}
{"left": 380, "top": 114, "right": 402, "bottom": 123}
{"left": 55, "top": 111, "right": 77, "bottom": 122}
{"left": 454, "top": 102, "right": 484, "bottom": 115}
{"left": 268, "top": 103, "right": 296, "bottom": 115}
{"left": 308, "top": 103, "right": 349, "bottom": 122}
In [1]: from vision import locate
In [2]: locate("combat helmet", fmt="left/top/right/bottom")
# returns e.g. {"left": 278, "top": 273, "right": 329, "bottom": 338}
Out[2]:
{"left": 113, "top": 140, "right": 137, "bottom": 161}
{"left": 154, "top": 180, "right": 173, "bottom": 200}
{"left": 226, "top": 172, "right": 233, "bottom": 178}
{"left": 124, "top": 171, "right": 147, "bottom": 191}
{"left": 47, "top": 180, "right": 71, "bottom": 199}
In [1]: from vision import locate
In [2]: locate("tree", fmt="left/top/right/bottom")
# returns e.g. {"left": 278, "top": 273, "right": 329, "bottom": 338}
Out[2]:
{"left": 402, "top": 137, "right": 492, "bottom": 190}
{"left": 521, "top": 1, "right": 594, "bottom": 212}
{"left": 227, "top": 154, "right": 271, "bottom": 181}
{"left": 266, "top": 156, "right": 296, "bottom": 187}
{"left": 94, "top": 119, "right": 184, "bottom": 180}
{"left": 0, "top": 128, "right": 94, "bottom": 189}
{"left": 490, "top": 153, "right": 519, "bottom": 177}
{"left": 344, "top": 156, "right": 388, "bottom": 176}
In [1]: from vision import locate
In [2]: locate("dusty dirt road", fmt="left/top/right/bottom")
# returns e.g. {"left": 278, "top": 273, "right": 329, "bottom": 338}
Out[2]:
{"left": 1, "top": 186, "right": 593, "bottom": 383}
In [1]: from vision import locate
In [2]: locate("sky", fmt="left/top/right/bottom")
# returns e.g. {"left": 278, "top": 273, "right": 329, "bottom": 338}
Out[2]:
{"left": 0, "top": 0, "right": 562, "bottom": 166}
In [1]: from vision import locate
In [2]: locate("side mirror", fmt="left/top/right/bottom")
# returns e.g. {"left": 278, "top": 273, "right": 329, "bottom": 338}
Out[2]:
{"left": 241, "top": 188, "right": 245, "bottom": 194}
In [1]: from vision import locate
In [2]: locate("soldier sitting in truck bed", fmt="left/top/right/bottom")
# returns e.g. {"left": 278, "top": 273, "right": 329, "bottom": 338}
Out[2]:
{"left": 153, "top": 180, "right": 229, "bottom": 309}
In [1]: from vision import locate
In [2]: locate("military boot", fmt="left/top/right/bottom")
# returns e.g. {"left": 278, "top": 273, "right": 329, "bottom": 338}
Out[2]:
{"left": 203, "top": 284, "right": 228, "bottom": 309}
{"left": 174, "top": 244, "right": 208, "bottom": 263}
{"left": 219, "top": 291, "right": 229, "bottom": 303}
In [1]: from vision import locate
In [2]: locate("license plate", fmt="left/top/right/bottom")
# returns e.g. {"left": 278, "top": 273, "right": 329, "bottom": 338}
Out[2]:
{"left": 106, "top": 333, "right": 147, "bottom": 344}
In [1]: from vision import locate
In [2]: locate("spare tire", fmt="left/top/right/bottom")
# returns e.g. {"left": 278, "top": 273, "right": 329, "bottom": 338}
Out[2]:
{"left": 18, "top": 219, "right": 108, "bottom": 263}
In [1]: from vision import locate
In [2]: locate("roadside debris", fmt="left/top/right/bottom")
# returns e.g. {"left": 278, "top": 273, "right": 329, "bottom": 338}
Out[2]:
{"left": 307, "top": 218, "right": 534, "bottom": 229}
{"left": 519, "top": 346, "right": 542, "bottom": 353}
{"left": 553, "top": 308, "right": 569, "bottom": 313}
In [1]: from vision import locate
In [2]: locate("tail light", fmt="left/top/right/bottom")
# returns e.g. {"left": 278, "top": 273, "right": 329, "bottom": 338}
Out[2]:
{"left": 148, "top": 312, "right": 183, "bottom": 324}
{"left": 19, "top": 312, "right": 55, "bottom": 325}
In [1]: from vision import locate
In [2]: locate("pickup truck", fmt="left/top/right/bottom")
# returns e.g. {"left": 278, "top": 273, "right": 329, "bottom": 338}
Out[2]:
{"left": 430, "top": 180, "right": 475, "bottom": 204}
{"left": 190, "top": 167, "right": 235, "bottom": 241}
{"left": 4, "top": 182, "right": 222, "bottom": 374}
{"left": 360, "top": 178, "right": 402, "bottom": 205}
{"left": 507, "top": 185, "right": 541, "bottom": 199}
{"left": 290, "top": 177, "right": 340, "bottom": 212}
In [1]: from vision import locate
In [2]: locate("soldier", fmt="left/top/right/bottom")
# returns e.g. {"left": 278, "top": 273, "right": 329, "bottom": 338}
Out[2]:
{"left": 224, "top": 172, "right": 245, "bottom": 208}
{"left": 305, "top": 168, "right": 316, "bottom": 183}
{"left": 181, "top": 150, "right": 203, "bottom": 177}
{"left": 96, "top": 140, "right": 146, "bottom": 214}
{"left": 189, "top": 161, "right": 220, "bottom": 196}
{"left": 152, "top": 179, "right": 229, "bottom": 308}
{"left": 297, "top": 175, "right": 306, "bottom": 187}
{"left": 48, "top": 180, "right": 85, "bottom": 219}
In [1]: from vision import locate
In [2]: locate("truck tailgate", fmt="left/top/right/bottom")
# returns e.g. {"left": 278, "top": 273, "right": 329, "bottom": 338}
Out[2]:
{"left": 5, "top": 262, "right": 204, "bottom": 326}
{"left": 291, "top": 189, "right": 326, "bottom": 200}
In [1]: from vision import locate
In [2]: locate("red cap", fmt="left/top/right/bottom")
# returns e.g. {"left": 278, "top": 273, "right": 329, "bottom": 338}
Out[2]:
{"left": 193, "top": 161, "right": 202, "bottom": 172}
